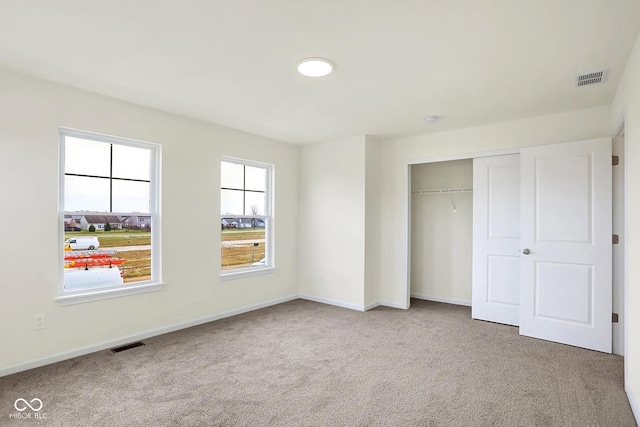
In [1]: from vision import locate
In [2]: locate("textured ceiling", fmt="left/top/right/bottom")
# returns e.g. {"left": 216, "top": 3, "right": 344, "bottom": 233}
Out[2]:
{"left": 1, "top": 0, "right": 639, "bottom": 144}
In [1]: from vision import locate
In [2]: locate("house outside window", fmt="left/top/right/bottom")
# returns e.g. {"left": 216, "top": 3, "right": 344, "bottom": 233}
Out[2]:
{"left": 220, "top": 157, "right": 273, "bottom": 278}
{"left": 58, "top": 128, "right": 162, "bottom": 304}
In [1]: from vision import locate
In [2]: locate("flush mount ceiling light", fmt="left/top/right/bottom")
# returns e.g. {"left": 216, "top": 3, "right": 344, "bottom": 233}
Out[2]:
{"left": 425, "top": 116, "right": 439, "bottom": 123}
{"left": 297, "top": 58, "right": 334, "bottom": 77}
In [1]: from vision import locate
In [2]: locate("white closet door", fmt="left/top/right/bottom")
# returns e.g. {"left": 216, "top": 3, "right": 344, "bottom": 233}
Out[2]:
{"left": 520, "top": 138, "right": 612, "bottom": 353}
{"left": 472, "top": 155, "right": 521, "bottom": 326}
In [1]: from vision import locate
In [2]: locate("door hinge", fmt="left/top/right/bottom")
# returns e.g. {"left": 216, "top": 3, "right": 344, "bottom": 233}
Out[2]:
{"left": 612, "top": 313, "right": 619, "bottom": 323}
{"left": 613, "top": 155, "right": 620, "bottom": 166}
{"left": 613, "top": 234, "right": 619, "bottom": 244}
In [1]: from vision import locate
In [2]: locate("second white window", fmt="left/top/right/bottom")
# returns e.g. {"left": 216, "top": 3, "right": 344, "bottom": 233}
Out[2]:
{"left": 220, "top": 157, "right": 273, "bottom": 274}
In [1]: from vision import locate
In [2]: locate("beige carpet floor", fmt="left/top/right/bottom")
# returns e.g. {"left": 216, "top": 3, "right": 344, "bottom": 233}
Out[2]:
{"left": 0, "top": 299, "right": 636, "bottom": 426}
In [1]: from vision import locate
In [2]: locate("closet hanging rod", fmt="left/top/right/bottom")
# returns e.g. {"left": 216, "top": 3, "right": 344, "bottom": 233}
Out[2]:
{"left": 411, "top": 188, "right": 473, "bottom": 195}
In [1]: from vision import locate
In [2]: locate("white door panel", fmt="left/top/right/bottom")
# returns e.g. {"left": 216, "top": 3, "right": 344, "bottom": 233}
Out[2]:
{"left": 535, "top": 156, "right": 591, "bottom": 243}
{"left": 472, "top": 155, "right": 520, "bottom": 326}
{"left": 520, "top": 138, "right": 612, "bottom": 353}
{"left": 487, "top": 255, "right": 520, "bottom": 306}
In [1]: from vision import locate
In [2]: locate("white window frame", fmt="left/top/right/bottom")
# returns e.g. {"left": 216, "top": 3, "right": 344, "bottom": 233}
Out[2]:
{"left": 220, "top": 156, "right": 274, "bottom": 280}
{"left": 57, "top": 128, "right": 163, "bottom": 305}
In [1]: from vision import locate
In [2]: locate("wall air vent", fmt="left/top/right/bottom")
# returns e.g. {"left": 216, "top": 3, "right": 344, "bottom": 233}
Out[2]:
{"left": 576, "top": 70, "right": 607, "bottom": 87}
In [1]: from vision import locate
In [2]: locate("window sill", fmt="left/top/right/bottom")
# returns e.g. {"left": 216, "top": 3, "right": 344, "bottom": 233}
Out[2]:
{"left": 220, "top": 267, "right": 276, "bottom": 281}
{"left": 56, "top": 282, "right": 164, "bottom": 306}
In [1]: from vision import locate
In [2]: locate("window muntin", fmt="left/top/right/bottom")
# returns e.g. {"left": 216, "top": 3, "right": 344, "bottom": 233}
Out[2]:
{"left": 60, "top": 129, "right": 160, "bottom": 298}
{"left": 220, "top": 158, "right": 272, "bottom": 274}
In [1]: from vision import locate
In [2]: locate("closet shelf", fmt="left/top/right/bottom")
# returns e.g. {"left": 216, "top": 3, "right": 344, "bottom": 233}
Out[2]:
{"left": 412, "top": 188, "right": 473, "bottom": 195}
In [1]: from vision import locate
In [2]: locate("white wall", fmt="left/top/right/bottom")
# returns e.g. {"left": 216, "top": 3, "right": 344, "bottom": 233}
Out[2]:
{"left": 378, "top": 106, "right": 612, "bottom": 308}
{"left": 298, "top": 135, "right": 383, "bottom": 310}
{"left": 410, "top": 160, "right": 473, "bottom": 304}
{"left": 298, "top": 136, "right": 366, "bottom": 309}
{"left": 0, "top": 68, "right": 299, "bottom": 373}
{"left": 611, "top": 32, "right": 640, "bottom": 421}
{"left": 364, "top": 137, "right": 382, "bottom": 307}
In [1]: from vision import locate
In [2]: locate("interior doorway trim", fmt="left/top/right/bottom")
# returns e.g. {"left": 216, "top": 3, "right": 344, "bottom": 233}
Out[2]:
{"left": 403, "top": 148, "right": 520, "bottom": 308}
{"left": 614, "top": 117, "right": 628, "bottom": 383}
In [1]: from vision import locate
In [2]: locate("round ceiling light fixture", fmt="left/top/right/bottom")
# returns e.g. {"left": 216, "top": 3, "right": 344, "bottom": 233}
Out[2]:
{"left": 425, "top": 116, "right": 439, "bottom": 124}
{"left": 297, "top": 58, "right": 334, "bottom": 77}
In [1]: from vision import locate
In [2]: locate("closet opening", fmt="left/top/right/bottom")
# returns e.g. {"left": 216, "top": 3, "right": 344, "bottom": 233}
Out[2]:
{"left": 409, "top": 159, "right": 473, "bottom": 306}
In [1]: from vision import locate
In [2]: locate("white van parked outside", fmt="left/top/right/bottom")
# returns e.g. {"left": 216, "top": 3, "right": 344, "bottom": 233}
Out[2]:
{"left": 65, "top": 236, "right": 100, "bottom": 250}
{"left": 64, "top": 267, "right": 123, "bottom": 291}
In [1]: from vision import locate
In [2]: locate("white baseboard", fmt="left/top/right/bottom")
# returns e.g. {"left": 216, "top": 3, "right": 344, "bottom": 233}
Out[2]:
{"left": 298, "top": 296, "right": 411, "bottom": 311}
{"left": 411, "top": 293, "right": 472, "bottom": 307}
{"left": 298, "top": 294, "right": 365, "bottom": 312}
{"left": 627, "top": 384, "right": 639, "bottom": 425}
{"left": 380, "top": 300, "right": 409, "bottom": 309}
{"left": 364, "top": 301, "right": 381, "bottom": 311}
{"left": 0, "top": 294, "right": 298, "bottom": 378}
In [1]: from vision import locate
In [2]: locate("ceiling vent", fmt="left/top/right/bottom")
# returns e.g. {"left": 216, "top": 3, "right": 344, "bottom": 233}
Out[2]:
{"left": 576, "top": 70, "right": 607, "bottom": 88}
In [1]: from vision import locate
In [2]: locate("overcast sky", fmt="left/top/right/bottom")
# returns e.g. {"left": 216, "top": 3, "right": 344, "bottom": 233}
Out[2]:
{"left": 220, "top": 161, "right": 266, "bottom": 216}
{"left": 64, "top": 136, "right": 151, "bottom": 212}
{"left": 64, "top": 138, "right": 267, "bottom": 215}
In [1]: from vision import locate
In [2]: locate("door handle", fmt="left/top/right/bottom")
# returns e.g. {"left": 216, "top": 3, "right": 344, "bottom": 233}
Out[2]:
{"left": 521, "top": 248, "right": 531, "bottom": 255}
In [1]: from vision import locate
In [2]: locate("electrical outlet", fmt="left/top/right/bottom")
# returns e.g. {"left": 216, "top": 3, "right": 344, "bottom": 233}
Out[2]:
{"left": 34, "top": 314, "right": 46, "bottom": 331}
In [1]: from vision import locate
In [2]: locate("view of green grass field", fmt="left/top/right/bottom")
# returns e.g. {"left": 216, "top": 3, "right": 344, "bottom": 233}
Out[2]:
{"left": 221, "top": 228, "right": 266, "bottom": 270}
{"left": 64, "top": 230, "right": 151, "bottom": 247}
